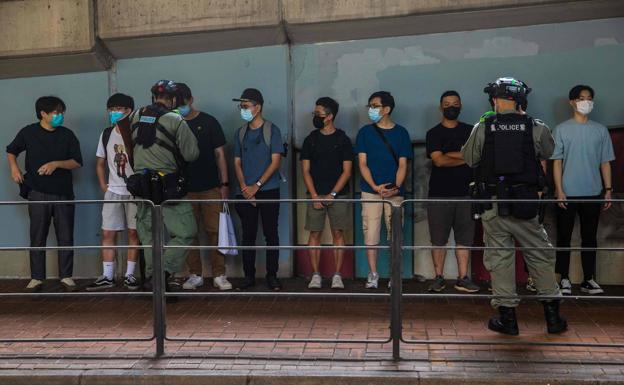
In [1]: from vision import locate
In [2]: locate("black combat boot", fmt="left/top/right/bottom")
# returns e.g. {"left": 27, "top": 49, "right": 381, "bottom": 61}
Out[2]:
{"left": 488, "top": 306, "right": 519, "bottom": 335}
{"left": 543, "top": 300, "right": 568, "bottom": 334}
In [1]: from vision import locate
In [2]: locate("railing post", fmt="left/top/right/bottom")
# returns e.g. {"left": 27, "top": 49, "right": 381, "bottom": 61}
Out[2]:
{"left": 390, "top": 203, "right": 403, "bottom": 361}
{"left": 151, "top": 204, "right": 166, "bottom": 357}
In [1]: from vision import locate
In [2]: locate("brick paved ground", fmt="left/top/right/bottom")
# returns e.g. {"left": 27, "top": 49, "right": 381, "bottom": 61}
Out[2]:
{"left": 0, "top": 278, "right": 623, "bottom": 384}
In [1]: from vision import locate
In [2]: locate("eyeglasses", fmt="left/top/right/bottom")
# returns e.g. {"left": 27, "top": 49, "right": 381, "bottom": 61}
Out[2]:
{"left": 366, "top": 104, "right": 384, "bottom": 109}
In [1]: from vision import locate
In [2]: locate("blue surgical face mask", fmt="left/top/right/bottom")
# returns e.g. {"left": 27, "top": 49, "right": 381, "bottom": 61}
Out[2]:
{"left": 368, "top": 107, "right": 382, "bottom": 123}
{"left": 240, "top": 108, "right": 254, "bottom": 122}
{"left": 178, "top": 104, "right": 191, "bottom": 117}
{"left": 109, "top": 111, "right": 125, "bottom": 125}
{"left": 50, "top": 113, "right": 64, "bottom": 128}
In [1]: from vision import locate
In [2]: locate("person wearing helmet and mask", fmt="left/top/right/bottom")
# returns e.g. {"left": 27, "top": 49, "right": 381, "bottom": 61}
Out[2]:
{"left": 127, "top": 80, "right": 199, "bottom": 291}
{"left": 461, "top": 77, "right": 567, "bottom": 336}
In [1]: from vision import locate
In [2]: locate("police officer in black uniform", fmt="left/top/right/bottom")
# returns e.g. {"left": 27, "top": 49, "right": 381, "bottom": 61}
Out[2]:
{"left": 461, "top": 77, "right": 567, "bottom": 336}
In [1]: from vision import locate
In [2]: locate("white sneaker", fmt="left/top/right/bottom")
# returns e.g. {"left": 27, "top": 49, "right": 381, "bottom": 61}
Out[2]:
{"left": 365, "top": 272, "right": 379, "bottom": 289}
{"left": 60, "top": 277, "right": 76, "bottom": 291}
{"left": 213, "top": 275, "right": 233, "bottom": 291}
{"left": 26, "top": 279, "right": 43, "bottom": 291}
{"left": 182, "top": 274, "right": 204, "bottom": 290}
{"left": 559, "top": 278, "right": 572, "bottom": 295}
{"left": 331, "top": 274, "right": 344, "bottom": 289}
{"left": 308, "top": 273, "right": 322, "bottom": 289}
{"left": 580, "top": 279, "right": 604, "bottom": 295}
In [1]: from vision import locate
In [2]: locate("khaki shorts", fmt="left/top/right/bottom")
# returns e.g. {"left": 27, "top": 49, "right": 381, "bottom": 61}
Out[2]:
{"left": 305, "top": 196, "right": 351, "bottom": 232}
{"left": 101, "top": 190, "right": 137, "bottom": 231}
{"left": 361, "top": 191, "right": 403, "bottom": 245}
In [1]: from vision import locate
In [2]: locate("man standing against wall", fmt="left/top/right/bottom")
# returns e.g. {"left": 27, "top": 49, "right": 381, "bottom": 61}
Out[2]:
{"left": 175, "top": 83, "right": 233, "bottom": 291}
{"left": 6, "top": 96, "right": 83, "bottom": 292}
{"left": 88, "top": 93, "right": 140, "bottom": 291}
{"left": 553, "top": 85, "right": 614, "bottom": 295}
{"left": 301, "top": 97, "right": 353, "bottom": 290}
{"left": 356, "top": 91, "right": 412, "bottom": 289}
{"left": 233, "top": 88, "right": 284, "bottom": 291}
{"left": 426, "top": 91, "right": 479, "bottom": 293}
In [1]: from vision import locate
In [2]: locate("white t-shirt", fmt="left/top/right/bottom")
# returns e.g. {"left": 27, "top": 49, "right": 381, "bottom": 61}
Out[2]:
{"left": 96, "top": 128, "right": 134, "bottom": 196}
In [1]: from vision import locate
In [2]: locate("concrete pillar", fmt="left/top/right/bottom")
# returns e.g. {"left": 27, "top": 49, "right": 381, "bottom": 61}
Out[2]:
{"left": 0, "top": 0, "right": 112, "bottom": 79}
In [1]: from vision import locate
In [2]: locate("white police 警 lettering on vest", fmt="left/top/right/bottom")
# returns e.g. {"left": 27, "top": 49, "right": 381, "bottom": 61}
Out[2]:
{"left": 490, "top": 123, "right": 526, "bottom": 132}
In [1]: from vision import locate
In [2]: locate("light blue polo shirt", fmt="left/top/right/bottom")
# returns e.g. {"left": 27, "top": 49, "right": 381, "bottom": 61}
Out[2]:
{"left": 551, "top": 119, "right": 615, "bottom": 197}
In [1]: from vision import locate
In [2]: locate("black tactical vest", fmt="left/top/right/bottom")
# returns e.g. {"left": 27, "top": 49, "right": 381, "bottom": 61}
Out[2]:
{"left": 478, "top": 113, "right": 540, "bottom": 186}
{"left": 132, "top": 102, "right": 169, "bottom": 149}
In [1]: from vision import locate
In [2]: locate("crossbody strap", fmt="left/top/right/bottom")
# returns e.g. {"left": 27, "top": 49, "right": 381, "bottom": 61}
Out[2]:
{"left": 373, "top": 125, "right": 399, "bottom": 165}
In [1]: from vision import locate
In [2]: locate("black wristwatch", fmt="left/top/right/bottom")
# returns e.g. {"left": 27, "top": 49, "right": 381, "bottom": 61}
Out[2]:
{"left": 220, "top": 182, "right": 229, "bottom": 187}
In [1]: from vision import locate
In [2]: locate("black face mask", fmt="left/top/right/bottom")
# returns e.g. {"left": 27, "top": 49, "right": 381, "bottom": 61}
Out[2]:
{"left": 312, "top": 116, "right": 325, "bottom": 129}
{"left": 442, "top": 106, "right": 461, "bottom": 120}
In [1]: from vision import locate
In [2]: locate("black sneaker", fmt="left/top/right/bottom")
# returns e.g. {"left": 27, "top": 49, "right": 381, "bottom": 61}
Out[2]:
{"left": 237, "top": 276, "right": 256, "bottom": 290}
{"left": 165, "top": 271, "right": 182, "bottom": 291}
{"left": 454, "top": 276, "right": 480, "bottom": 293}
{"left": 266, "top": 276, "right": 282, "bottom": 291}
{"left": 428, "top": 275, "right": 446, "bottom": 292}
{"left": 86, "top": 275, "right": 114, "bottom": 291}
{"left": 580, "top": 279, "right": 604, "bottom": 295}
{"left": 123, "top": 274, "right": 140, "bottom": 290}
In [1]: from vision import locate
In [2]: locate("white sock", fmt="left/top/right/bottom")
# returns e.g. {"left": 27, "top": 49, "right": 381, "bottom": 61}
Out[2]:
{"left": 126, "top": 261, "right": 136, "bottom": 277}
{"left": 103, "top": 262, "right": 114, "bottom": 280}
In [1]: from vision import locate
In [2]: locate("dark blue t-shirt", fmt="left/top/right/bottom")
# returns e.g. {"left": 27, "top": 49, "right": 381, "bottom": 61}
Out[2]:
{"left": 233, "top": 122, "right": 283, "bottom": 192}
{"left": 355, "top": 123, "right": 412, "bottom": 194}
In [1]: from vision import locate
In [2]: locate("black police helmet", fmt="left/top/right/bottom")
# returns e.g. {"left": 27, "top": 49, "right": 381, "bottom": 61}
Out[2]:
{"left": 483, "top": 77, "right": 531, "bottom": 104}
{"left": 151, "top": 80, "right": 178, "bottom": 97}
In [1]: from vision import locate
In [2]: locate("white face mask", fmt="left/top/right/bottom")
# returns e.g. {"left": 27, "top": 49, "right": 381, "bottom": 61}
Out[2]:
{"left": 576, "top": 100, "right": 594, "bottom": 115}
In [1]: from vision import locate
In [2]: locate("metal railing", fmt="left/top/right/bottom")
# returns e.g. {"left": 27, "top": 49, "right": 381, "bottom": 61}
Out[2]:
{"left": 0, "top": 197, "right": 623, "bottom": 360}
{"left": 0, "top": 199, "right": 155, "bottom": 344}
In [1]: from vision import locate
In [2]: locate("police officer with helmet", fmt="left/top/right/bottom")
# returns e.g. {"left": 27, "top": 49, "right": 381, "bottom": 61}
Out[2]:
{"left": 461, "top": 77, "right": 567, "bottom": 336}
{"left": 126, "top": 80, "right": 199, "bottom": 291}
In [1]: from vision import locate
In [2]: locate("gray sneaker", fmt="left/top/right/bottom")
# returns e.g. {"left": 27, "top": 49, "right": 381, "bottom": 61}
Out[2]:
{"left": 454, "top": 276, "right": 480, "bottom": 293}
{"left": 428, "top": 275, "right": 446, "bottom": 292}
{"left": 365, "top": 272, "right": 379, "bottom": 289}
{"left": 331, "top": 274, "right": 344, "bottom": 289}
{"left": 308, "top": 273, "right": 322, "bottom": 289}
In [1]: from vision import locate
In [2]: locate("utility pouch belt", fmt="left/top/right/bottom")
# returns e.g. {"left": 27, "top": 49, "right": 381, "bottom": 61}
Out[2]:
{"left": 126, "top": 170, "right": 187, "bottom": 205}
{"left": 494, "top": 182, "right": 539, "bottom": 220}
{"left": 469, "top": 181, "right": 493, "bottom": 220}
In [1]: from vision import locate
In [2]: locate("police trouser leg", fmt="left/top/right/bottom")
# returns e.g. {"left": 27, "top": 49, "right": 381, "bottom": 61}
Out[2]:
{"left": 162, "top": 202, "right": 198, "bottom": 275}
{"left": 482, "top": 212, "right": 519, "bottom": 309}
{"left": 509, "top": 217, "right": 560, "bottom": 299}
{"left": 136, "top": 203, "right": 154, "bottom": 277}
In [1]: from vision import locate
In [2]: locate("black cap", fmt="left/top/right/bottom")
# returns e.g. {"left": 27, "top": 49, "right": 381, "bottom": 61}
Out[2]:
{"left": 233, "top": 88, "right": 264, "bottom": 105}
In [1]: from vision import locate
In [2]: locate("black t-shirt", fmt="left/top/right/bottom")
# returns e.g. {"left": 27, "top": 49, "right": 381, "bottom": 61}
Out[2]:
{"left": 425, "top": 121, "right": 473, "bottom": 197}
{"left": 184, "top": 112, "right": 226, "bottom": 192}
{"left": 6, "top": 123, "right": 82, "bottom": 198}
{"left": 300, "top": 128, "right": 353, "bottom": 196}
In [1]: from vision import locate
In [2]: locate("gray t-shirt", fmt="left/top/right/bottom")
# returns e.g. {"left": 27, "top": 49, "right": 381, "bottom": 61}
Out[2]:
{"left": 551, "top": 118, "right": 614, "bottom": 197}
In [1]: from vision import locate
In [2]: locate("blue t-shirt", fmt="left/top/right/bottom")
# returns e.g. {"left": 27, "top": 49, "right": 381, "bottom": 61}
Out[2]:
{"left": 355, "top": 123, "right": 412, "bottom": 194}
{"left": 551, "top": 119, "right": 615, "bottom": 197}
{"left": 233, "top": 123, "right": 283, "bottom": 192}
